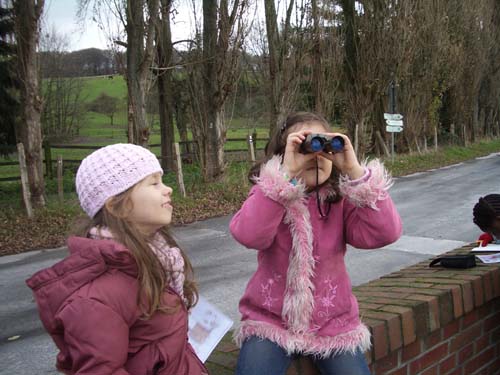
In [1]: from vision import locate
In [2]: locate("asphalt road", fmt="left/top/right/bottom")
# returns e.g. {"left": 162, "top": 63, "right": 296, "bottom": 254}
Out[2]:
{"left": 1, "top": 153, "right": 499, "bottom": 374}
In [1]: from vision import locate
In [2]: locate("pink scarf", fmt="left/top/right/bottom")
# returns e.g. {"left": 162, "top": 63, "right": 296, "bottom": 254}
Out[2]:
{"left": 89, "top": 227, "right": 187, "bottom": 304}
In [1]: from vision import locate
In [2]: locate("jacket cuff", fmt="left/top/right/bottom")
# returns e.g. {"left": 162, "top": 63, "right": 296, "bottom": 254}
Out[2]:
{"left": 339, "top": 159, "right": 393, "bottom": 209}
{"left": 253, "top": 155, "right": 306, "bottom": 205}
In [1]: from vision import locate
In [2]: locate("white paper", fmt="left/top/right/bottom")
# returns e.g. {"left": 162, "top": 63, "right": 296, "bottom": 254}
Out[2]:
{"left": 188, "top": 296, "right": 233, "bottom": 363}
{"left": 471, "top": 244, "right": 500, "bottom": 252}
{"left": 476, "top": 253, "right": 500, "bottom": 264}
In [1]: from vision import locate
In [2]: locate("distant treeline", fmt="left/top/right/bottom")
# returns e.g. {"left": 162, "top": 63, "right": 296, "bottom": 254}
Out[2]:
{"left": 39, "top": 48, "right": 121, "bottom": 78}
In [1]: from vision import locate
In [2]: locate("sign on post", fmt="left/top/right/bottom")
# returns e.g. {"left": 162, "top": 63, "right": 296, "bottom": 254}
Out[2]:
{"left": 384, "top": 113, "right": 404, "bottom": 133}
{"left": 386, "top": 125, "right": 403, "bottom": 133}
{"left": 384, "top": 113, "right": 404, "bottom": 121}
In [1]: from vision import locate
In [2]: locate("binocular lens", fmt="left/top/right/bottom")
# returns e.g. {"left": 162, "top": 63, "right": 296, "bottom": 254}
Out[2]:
{"left": 330, "top": 137, "right": 344, "bottom": 152}
{"left": 310, "top": 138, "right": 324, "bottom": 152}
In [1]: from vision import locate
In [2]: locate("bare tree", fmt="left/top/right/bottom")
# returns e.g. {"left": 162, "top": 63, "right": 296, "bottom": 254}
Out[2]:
{"left": 156, "top": 0, "right": 175, "bottom": 171}
{"left": 78, "top": 0, "right": 159, "bottom": 145}
{"left": 13, "top": 0, "right": 45, "bottom": 208}
{"left": 263, "top": 0, "right": 309, "bottom": 135}
{"left": 186, "top": 0, "right": 249, "bottom": 182}
{"left": 40, "top": 28, "right": 86, "bottom": 141}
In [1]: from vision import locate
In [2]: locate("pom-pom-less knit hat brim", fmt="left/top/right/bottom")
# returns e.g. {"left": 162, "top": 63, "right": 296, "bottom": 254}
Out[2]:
{"left": 76, "top": 143, "right": 163, "bottom": 218}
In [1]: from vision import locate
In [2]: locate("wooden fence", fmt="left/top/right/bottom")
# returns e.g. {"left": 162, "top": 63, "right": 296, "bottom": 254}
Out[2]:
{"left": 0, "top": 132, "right": 267, "bottom": 183}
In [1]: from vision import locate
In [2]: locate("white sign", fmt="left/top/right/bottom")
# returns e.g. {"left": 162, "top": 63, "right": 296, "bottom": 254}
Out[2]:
{"left": 386, "top": 125, "right": 403, "bottom": 133}
{"left": 384, "top": 113, "right": 404, "bottom": 121}
{"left": 386, "top": 119, "right": 404, "bottom": 127}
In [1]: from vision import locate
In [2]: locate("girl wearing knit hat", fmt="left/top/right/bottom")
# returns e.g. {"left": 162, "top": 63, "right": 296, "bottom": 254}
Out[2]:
{"left": 26, "top": 143, "right": 208, "bottom": 375}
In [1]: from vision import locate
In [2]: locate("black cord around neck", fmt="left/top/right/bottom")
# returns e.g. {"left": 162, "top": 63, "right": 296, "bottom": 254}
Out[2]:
{"left": 316, "top": 158, "right": 331, "bottom": 219}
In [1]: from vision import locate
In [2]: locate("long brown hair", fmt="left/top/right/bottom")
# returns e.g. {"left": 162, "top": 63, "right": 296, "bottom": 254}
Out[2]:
{"left": 73, "top": 187, "right": 198, "bottom": 318}
{"left": 250, "top": 111, "right": 341, "bottom": 201}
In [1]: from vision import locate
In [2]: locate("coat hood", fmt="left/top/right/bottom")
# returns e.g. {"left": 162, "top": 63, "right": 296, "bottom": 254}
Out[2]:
{"left": 25, "top": 236, "right": 137, "bottom": 334}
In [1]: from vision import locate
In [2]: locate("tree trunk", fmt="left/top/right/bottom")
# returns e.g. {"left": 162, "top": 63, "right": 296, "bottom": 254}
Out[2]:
{"left": 311, "top": 0, "right": 322, "bottom": 114}
{"left": 157, "top": 0, "right": 175, "bottom": 171}
{"left": 264, "top": 0, "right": 280, "bottom": 135}
{"left": 13, "top": 0, "right": 45, "bottom": 208}
{"left": 264, "top": 0, "right": 295, "bottom": 136}
{"left": 201, "top": 0, "right": 226, "bottom": 181}
{"left": 126, "top": 0, "right": 158, "bottom": 146}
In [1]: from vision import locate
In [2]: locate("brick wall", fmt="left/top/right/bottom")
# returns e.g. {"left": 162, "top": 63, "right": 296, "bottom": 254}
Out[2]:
{"left": 359, "top": 244, "right": 500, "bottom": 375}
{"left": 206, "top": 244, "right": 500, "bottom": 375}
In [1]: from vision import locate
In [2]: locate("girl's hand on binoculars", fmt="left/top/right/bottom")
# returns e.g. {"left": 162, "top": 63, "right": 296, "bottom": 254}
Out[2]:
{"left": 321, "top": 133, "right": 364, "bottom": 179}
{"left": 283, "top": 129, "right": 316, "bottom": 177}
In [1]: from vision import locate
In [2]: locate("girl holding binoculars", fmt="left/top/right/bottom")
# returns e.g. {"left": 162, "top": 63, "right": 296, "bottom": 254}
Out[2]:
{"left": 230, "top": 112, "right": 402, "bottom": 375}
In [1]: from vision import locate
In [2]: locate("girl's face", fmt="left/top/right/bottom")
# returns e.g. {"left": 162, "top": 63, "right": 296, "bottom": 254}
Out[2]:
{"left": 127, "top": 172, "right": 173, "bottom": 235}
{"left": 289, "top": 121, "right": 333, "bottom": 188}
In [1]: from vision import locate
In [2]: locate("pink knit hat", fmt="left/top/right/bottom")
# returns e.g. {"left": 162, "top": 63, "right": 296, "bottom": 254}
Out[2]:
{"left": 76, "top": 143, "right": 163, "bottom": 217}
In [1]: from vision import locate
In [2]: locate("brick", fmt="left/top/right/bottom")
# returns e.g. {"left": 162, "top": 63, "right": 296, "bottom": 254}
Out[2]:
{"left": 421, "top": 364, "right": 438, "bottom": 375}
{"left": 364, "top": 318, "right": 389, "bottom": 361}
{"left": 387, "top": 365, "right": 408, "bottom": 375}
{"left": 451, "top": 324, "right": 482, "bottom": 352}
{"left": 447, "top": 368, "right": 463, "bottom": 375}
{"left": 482, "top": 273, "right": 493, "bottom": 302}
{"left": 464, "top": 347, "right": 495, "bottom": 374}
{"left": 402, "top": 339, "right": 422, "bottom": 363}
{"left": 484, "top": 311, "right": 500, "bottom": 332}
{"left": 379, "top": 305, "right": 416, "bottom": 345}
{"left": 458, "top": 343, "right": 474, "bottom": 363}
{"left": 431, "top": 284, "right": 463, "bottom": 320}
{"left": 409, "top": 342, "right": 448, "bottom": 373}
{"left": 359, "top": 302, "right": 383, "bottom": 310}
{"left": 206, "top": 351, "right": 238, "bottom": 369}
{"left": 362, "top": 310, "right": 402, "bottom": 351}
{"left": 462, "top": 282, "right": 474, "bottom": 313}
{"left": 439, "top": 354, "right": 456, "bottom": 374}
{"left": 407, "top": 294, "right": 440, "bottom": 332}
{"left": 355, "top": 290, "right": 411, "bottom": 300}
{"left": 390, "top": 287, "right": 445, "bottom": 296}
{"left": 205, "top": 362, "right": 234, "bottom": 375}
{"left": 490, "top": 326, "right": 500, "bottom": 343}
{"left": 215, "top": 341, "right": 239, "bottom": 353}
{"left": 461, "top": 310, "right": 478, "bottom": 329}
{"left": 424, "top": 329, "right": 442, "bottom": 350}
{"left": 472, "top": 277, "right": 485, "bottom": 307}
{"left": 365, "top": 350, "right": 372, "bottom": 365}
{"left": 287, "top": 357, "right": 318, "bottom": 375}
{"left": 492, "top": 269, "right": 500, "bottom": 298}
{"left": 474, "top": 335, "right": 489, "bottom": 354}
{"left": 373, "top": 350, "right": 399, "bottom": 374}
{"left": 443, "top": 320, "right": 460, "bottom": 340}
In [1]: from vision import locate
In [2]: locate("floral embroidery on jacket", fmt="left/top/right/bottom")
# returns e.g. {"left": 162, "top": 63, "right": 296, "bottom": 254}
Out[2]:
{"left": 261, "top": 273, "right": 282, "bottom": 311}
{"left": 317, "top": 277, "right": 338, "bottom": 319}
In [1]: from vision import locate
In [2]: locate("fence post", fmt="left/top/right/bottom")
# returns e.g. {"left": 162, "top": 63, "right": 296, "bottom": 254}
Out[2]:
{"left": 252, "top": 130, "right": 257, "bottom": 151}
{"left": 44, "top": 141, "right": 53, "bottom": 179}
{"left": 57, "top": 155, "right": 63, "bottom": 203}
{"left": 17, "top": 143, "right": 33, "bottom": 218}
{"left": 173, "top": 143, "right": 186, "bottom": 198}
{"left": 247, "top": 134, "right": 256, "bottom": 164}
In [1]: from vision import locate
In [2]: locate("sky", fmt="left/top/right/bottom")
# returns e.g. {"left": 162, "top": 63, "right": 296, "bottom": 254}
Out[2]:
{"left": 43, "top": 0, "right": 195, "bottom": 52}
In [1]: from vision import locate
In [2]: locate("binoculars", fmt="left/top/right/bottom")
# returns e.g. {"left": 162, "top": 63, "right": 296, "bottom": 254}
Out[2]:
{"left": 299, "top": 134, "right": 345, "bottom": 154}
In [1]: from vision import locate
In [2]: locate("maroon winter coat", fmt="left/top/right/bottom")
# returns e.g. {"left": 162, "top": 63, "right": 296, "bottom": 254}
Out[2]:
{"left": 26, "top": 236, "right": 208, "bottom": 375}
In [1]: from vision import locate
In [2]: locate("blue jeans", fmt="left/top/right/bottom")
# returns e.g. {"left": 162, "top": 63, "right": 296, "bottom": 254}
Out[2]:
{"left": 236, "top": 336, "right": 371, "bottom": 375}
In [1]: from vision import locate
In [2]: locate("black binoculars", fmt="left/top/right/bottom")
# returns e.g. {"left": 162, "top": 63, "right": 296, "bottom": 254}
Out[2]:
{"left": 299, "top": 134, "right": 345, "bottom": 154}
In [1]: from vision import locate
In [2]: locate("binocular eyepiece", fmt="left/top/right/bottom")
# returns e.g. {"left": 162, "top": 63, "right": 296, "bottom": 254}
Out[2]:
{"left": 299, "top": 134, "right": 345, "bottom": 154}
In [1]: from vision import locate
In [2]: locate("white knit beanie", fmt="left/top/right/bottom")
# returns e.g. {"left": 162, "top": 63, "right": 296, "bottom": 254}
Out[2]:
{"left": 76, "top": 143, "right": 163, "bottom": 218}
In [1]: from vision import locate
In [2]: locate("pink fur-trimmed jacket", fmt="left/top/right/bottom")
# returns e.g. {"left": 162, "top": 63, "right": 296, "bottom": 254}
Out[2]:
{"left": 229, "top": 156, "right": 402, "bottom": 358}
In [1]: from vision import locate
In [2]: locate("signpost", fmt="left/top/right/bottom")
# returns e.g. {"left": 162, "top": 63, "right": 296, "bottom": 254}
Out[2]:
{"left": 386, "top": 81, "right": 403, "bottom": 162}
{"left": 384, "top": 112, "right": 404, "bottom": 162}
